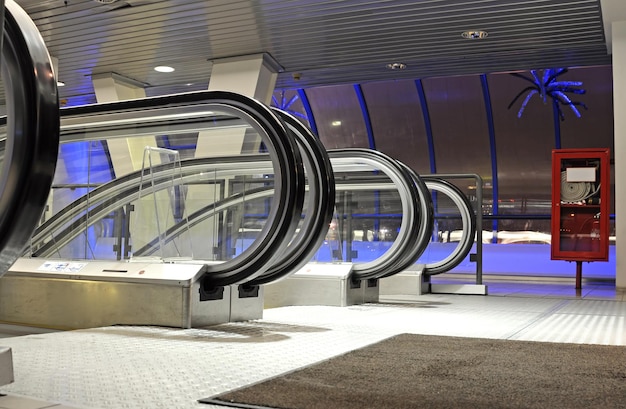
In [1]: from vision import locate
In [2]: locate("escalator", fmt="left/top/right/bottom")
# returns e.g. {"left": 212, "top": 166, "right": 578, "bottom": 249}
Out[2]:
{"left": 1, "top": 90, "right": 342, "bottom": 329}
{"left": 23, "top": 92, "right": 315, "bottom": 286}
{"left": 24, "top": 112, "right": 476, "bottom": 294}
{"left": 0, "top": 40, "right": 478, "bottom": 325}
{"left": 307, "top": 163, "right": 477, "bottom": 279}
{"left": 0, "top": 0, "right": 60, "bottom": 388}
{"left": 0, "top": 0, "right": 59, "bottom": 276}
{"left": 264, "top": 150, "right": 478, "bottom": 306}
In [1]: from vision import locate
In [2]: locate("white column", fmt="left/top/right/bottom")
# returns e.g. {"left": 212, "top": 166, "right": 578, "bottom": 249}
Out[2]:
{"left": 92, "top": 72, "right": 157, "bottom": 177}
{"left": 208, "top": 53, "right": 280, "bottom": 104}
{"left": 612, "top": 21, "right": 626, "bottom": 289}
{"left": 196, "top": 53, "right": 282, "bottom": 157}
{"left": 92, "top": 73, "right": 179, "bottom": 259}
{"left": 188, "top": 54, "right": 282, "bottom": 259}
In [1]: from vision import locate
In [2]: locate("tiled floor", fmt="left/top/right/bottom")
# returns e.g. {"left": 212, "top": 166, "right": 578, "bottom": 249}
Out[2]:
{"left": 433, "top": 268, "right": 623, "bottom": 300}
{"left": 0, "top": 276, "right": 624, "bottom": 409}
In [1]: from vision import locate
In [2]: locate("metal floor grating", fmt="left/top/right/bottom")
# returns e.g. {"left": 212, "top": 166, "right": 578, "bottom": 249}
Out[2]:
{"left": 0, "top": 280, "right": 624, "bottom": 409}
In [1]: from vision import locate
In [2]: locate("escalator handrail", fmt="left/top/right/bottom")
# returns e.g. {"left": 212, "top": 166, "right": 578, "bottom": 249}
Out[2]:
{"left": 327, "top": 148, "right": 421, "bottom": 282}
{"left": 328, "top": 175, "right": 476, "bottom": 276}
{"left": 245, "top": 109, "right": 335, "bottom": 286}
{"left": 377, "top": 162, "right": 434, "bottom": 278}
{"left": 420, "top": 177, "right": 477, "bottom": 275}
{"left": 0, "top": 1, "right": 59, "bottom": 276}
{"left": 26, "top": 92, "right": 306, "bottom": 287}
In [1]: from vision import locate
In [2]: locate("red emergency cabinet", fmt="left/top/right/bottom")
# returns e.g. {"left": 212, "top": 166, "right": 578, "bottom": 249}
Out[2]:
{"left": 551, "top": 149, "right": 610, "bottom": 268}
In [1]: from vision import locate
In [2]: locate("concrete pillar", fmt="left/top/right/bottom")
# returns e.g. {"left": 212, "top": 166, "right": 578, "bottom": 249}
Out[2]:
{"left": 92, "top": 72, "right": 157, "bottom": 177}
{"left": 186, "top": 54, "right": 282, "bottom": 260}
{"left": 91, "top": 73, "right": 183, "bottom": 259}
{"left": 612, "top": 21, "right": 626, "bottom": 289}
{"left": 196, "top": 53, "right": 282, "bottom": 157}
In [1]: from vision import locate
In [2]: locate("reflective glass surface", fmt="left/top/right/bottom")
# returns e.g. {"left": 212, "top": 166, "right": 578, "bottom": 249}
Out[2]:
{"left": 271, "top": 89, "right": 310, "bottom": 128}
{"left": 559, "top": 66, "right": 613, "bottom": 151}
{"left": 305, "top": 85, "right": 370, "bottom": 148}
{"left": 559, "top": 66, "right": 615, "bottom": 215}
{"left": 16, "top": 63, "right": 618, "bottom": 282}
{"left": 31, "top": 106, "right": 283, "bottom": 262}
{"left": 361, "top": 80, "right": 431, "bottom": 174}
{"left": 487, "top": 71, "right": 555, "bottom": 216}
{"left": 422, "top": 75, "right": 492, "bottom": 189}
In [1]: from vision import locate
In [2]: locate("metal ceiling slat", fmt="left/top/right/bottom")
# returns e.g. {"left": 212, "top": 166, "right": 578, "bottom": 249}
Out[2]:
{"left": 8, "top": 0, "right": 610, "bottom": 102}
{"left": 30, "top": 8, "right": 604, "bottom": 69}
{"left": 29, "top": 0, "right": 601, "bottom": 44}
{"left": 45, "top": 10, "right": 605, "bottom": 63}
{"left": 49, "top": 35, "right": 605, "bottom": 82}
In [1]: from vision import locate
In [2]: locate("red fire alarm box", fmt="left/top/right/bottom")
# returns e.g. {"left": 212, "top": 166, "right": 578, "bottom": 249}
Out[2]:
{"left": 551, "top": 148, "right": 610, "bottom": 263}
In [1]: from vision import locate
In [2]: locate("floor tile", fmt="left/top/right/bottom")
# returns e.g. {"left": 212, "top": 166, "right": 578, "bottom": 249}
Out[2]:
{"left": 0, "top": 278, "right": 624, "bottom": 408}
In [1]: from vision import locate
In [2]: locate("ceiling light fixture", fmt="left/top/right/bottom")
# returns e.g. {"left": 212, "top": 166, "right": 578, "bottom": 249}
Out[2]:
{"left": 154, "top": 65, "right": 175, "bottom": 73}
{"left": 57, "top": 81, "right": 65, "bottom": 87}
{"left": 461, "top": 30, "right": 488, "bottom": 39}
{"left": 386, "top": 62, "right": 407, "bottom": 70}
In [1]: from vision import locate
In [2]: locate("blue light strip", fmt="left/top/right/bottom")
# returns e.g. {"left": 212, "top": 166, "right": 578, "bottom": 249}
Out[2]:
{"left": 480, "top": 74, "right": 499, "bottom": 242}
{"left": 552, "top": 99, "right": 562, "bottom": 149}
{"left": 415, "top": 80, "right": 438, "bottom": 237}
{"left": 354, "top": 84, "right": 376, "bottom": 150}
{"left": 297, "top": 89, "right": 319, "bottom": 137}
{"left": 508, "top": 68, "right": 586, "bottom": 121}
{"left": 353, "top": 84, "right": 380, "bottom": 236}
{"left": 414, "top": 79, "right": 436, "bottom": 173}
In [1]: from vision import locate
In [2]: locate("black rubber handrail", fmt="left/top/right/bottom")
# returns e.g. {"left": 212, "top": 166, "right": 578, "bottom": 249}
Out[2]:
{"left": 420, "top": 177, "right": 477, "bottom": 276}
{"left": 327, "top": 174, "right": 475, "bottom": 276}
{"left": 377, "top": 162, "right": 434, "bottom": 279}
{"left": 327, "top": 148, "right": 422, "bottom": 282}
{"left": 0, "top": 1, "right": 59, "bottom": 276}
{"left": 38, "top": 109, "right": 335, "bottom": 287}
{"left": 24, "top": 92, "right": 305, "bottom": 287}
{"left": 246, "top": 109, "right": 335, "bottom": 286}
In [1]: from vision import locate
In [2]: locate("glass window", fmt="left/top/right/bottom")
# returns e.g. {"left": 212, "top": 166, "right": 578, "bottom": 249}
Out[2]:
{"left": 422, "top": 75, "right": 492, "bottom": 194}
{"left": 559, "top": 66, "right": 613, "bottom": 151}
{"left": 487, "top": 71, "right": 555, "bottom": 214}
{"left": 559, "top": 66, "right": 615, "bottom": 215}
{"left": 271, "top": 89, "right": 311, "bottom": 129}
{"left": 305, "top": 84, "right": 370, "bottom": 149}
{"left": 361, "top": 80, "right": 431, "bottom": 175}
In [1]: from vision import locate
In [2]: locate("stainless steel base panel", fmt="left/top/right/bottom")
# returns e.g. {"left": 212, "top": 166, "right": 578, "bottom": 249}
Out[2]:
{"left": 380, "top": 265, "right": 488, "bottom": 296}
{"left": 0, "top": 347, "right": 13, "bottom": 386}
{"left": 430, "top": 283, "right": 488, "bottom": 295}
{"left": 264, "top": 263, "right": 378, "bottom": 307}
{"left": 230, "top": 285, "right": 264, "bottom": 322}
{"left": 0, "top": 259, "right": 239, "bottom": 329}
{"left": 379, "top": 265, "right": 430, "bottom": 296}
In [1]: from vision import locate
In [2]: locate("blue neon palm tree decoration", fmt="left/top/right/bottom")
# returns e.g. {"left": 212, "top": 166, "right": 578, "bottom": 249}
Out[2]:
{"left": 508, "top": 68, "right": 586, "bottom": 121}
{"left": 271, "top": 90, "right": 309, "bottom": 121}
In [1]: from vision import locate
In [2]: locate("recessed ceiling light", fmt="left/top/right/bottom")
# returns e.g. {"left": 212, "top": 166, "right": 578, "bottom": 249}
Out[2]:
{"left": 331, "top": 120, "right": 342, "bottom": 126}
{"left": 386, "top": 62, "right": 407, "bottom": 70}
{"left": 57, "top": 81, "right": 65, "bottom": 87}
{"left": 154, "top": 65, "right": 175, "bottom": 73}
{"left": 461, "top": 30, "right": 488, "bottom": 39}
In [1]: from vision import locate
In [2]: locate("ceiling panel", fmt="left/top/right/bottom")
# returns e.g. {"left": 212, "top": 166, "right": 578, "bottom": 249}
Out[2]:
{"left": 8, "top": 0, "right": 611, "bottom": 105}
